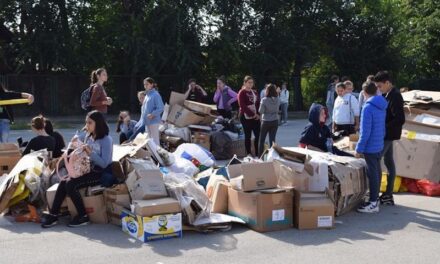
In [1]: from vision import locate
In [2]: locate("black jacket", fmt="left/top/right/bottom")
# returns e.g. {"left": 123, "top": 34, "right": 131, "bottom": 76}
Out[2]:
{"left": 383, "top": 87, "right": 405, "bottom": 140}
{"left": 299, "top": 103, "right": 331, "bottom": 152}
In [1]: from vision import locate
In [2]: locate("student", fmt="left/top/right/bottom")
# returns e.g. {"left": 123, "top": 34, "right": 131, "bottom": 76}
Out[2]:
{"left": 238, "top": 75, "right": 260, "bottom": 157}
{"left": 359, "top": 75, "right": 381, "bottom": 112}
{"left": 213, "top": 76, "right": 237, "bottom": 119}
{"left": 89, "top": 68, "right": 113, "bottom": 114}
{"left": 0, "top": 84, "right": 34, "bottom": 143}
{"left": 184, "top": 79, "right": 207, "bottom": 103}
{"left": 44, "top": 118, "right": 66, "bottom": 158}
{"left": 332, "top": 82, "right": 360, "bottom": 136}
{"left": 258, "top": 84, "right": 280, "bottom": 156}
{"left": 373, "top": 71, "right": 405, "bottom": 206}
{"left": 325, "top": 75, "right": 339, "bottom": 126}
{"left": 355, "top": 81, "right": 387, "bottom": 213}
{"left": 42, "top": 111, "right": 113, "bottom": 228}
{"left": 299, "top": 103, "right": 352, "bottom": 157}
{"left": 132, "top": 77, "right": 164, "bottom": 145}
{"left": 344, "top": 80, "right": 354, "bottom": 94}
{"left": 279, "top": 82, "right": 289, "bottom": 125}
{"left": 137, "top": 91, "right": 146, "bottom": 105}
{"left": 22, "top": 116, "right": 56, "bottom": 156}
{"left": 116, "top": 111, "right": 137, "bottom": 144}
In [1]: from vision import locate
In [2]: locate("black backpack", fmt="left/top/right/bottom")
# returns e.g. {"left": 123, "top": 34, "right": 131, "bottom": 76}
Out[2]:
{"left": 80, "top": 85, "right": 94, "bottom": 111}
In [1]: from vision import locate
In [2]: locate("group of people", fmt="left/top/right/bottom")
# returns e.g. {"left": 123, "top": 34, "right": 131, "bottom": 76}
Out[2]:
{"left": 301, "top": 71, "right": 405, "bottom": 214}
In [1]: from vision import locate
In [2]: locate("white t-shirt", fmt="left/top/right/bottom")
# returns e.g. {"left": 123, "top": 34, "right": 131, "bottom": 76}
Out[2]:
{"left": 333, "top": 93, "right": 360, "bottom": 125}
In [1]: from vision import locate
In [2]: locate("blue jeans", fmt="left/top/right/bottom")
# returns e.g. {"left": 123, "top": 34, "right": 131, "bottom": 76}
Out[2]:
{"left": 280, "top": 103, "right": 288, "bottom": 123}
{"left": 364, "top": 152, "right": 382, "bottom": 202}
{"left": 0, "top": 119, "right": 10, "bottom": 143}
{"left": 382, "top": 140, "right": 396, "bottom": 195}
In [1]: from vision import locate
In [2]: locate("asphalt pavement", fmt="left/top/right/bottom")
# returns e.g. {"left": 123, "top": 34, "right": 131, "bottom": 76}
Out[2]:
{"left": 1, "top": 118, "right": 440, "bottom": 264}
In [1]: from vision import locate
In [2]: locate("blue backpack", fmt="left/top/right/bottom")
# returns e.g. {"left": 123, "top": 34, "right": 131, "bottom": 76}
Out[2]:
{"left": 80, "top": 85, "right": 94, "bottom": 111}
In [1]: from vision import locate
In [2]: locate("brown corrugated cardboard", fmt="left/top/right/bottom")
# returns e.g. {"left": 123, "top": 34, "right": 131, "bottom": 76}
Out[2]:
{"left": 293, "top": 189, "right": 334, "bottom": 230}
{"left": 394, "top": 130, "right": 440, "bottom": 182}
{"left": 0, "top": 143, "right": 21, "bottom": 175}
{"left": 106, "top": 202, "right": 128, "bottom": 226}
{"left": 228, "top": 162, "right": 278, "bottom": 192}
{"left": 125, "top": 159, "right": 168, "bottom": 200}
{"left": 132, "top": 198, "right": 181, "bottom": 217}
{"left": 273, "top": 160, "right": 309, "bottom": 191}
{"left": 169, "top": 91, "right": 186, "bottom": 106}
{"left": 403, "top": 107, "right": 440, "bottom": 134}
{"left": 167, "top": 104, "right": 206, "bottom": 127}
{"left": 184, "top": 100, "right": 216, "bottom": 115}
{"left": 67, "top": 192, "right": 108, "bottom": 224}
{"left": 46, "top": 183, "right": 67, "bottom": 210}
{"left": 103, "top": 184, "right": 130, "bottom": 208}
{"left": 211, "top": 182, "right": 230, "bottom": 214}
{"left": 228, "top": 187, "right": 293, "bottom": 232}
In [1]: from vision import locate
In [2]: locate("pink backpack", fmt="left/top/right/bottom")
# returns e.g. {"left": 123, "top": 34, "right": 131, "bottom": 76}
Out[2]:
{"left": 57, "top": 146, "right": 91, "bottom": 181}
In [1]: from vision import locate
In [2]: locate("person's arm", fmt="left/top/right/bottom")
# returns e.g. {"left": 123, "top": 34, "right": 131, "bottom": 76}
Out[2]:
{"left": 355, "top": 108, "right": 372, "bottom": 154}
{"left": 22, "top": 138, "right": 36, "bottom": 156}
{"left": 387, "top": 93, "right": 405, "bottom": 128}
{"left": 196, "top": 85, "right": 208, "bottom": 97}
{"left": 21, "top": 93, "right": 34, "bottom": 104}
{"left": 326, "top": 88, "right": 333, "bottom": 108}
{"left": 352, "top": 96, "right": 360, "bottom": 130}
{"left": 226, "top": 88, "right": 238, "bottom": 106}
{"left": 89, "top": 137, "right": 113, "bottom": 168}
{"left": 213, "top": 89, "right": 221, "bottom": 103}
{"left": 184, "top": 86, "right": 191, "bottom": 100}
{"left": 150, "top": 93, "right": 164, "bottom": 118}
{"left": 259, "top": 98, "right": 266, "bottom": 114}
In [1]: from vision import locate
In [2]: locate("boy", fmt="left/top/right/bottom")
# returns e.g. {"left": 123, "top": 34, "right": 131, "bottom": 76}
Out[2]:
{"left": 332, "top": 82, "right": 360, "bottom": 136}
{"left": 373, "top": 71, "right": 405, "bottom": 206}
{"left": 355, "top": 81, "right": 387, "bottom": 213}
{"left": 325, "top": 75, "right": 339, "bottom": 126}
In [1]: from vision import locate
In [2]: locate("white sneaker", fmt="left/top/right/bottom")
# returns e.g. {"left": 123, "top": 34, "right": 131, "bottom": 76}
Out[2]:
{"left": 357, "top": 201, "right": 379, "bottom": 213}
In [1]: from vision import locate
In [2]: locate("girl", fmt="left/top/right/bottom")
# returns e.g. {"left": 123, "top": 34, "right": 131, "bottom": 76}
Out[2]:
{"left": 258, "top": 84, "right": 280, "bottom": 156}
{"left": 89, "top": 68, "right": 113, "bottom": 114}
{"left": 213, "top": 76, "right": 237, "bottom": 119}
{"left": 238, "top": 75, "right": 260, "bottom": 157}
{"left": 22, "top": 116, "right": 56, "bottom": 156}
{"left": 0, "top": 83, "right": 34, "bottom": 142}
{"left": 44, "top": 118, "right": 66, "bottom": 158}
{"left": 131, "top": 77, "right": 164, "bottom": 145}
{"left": 41, "top": 111, "right": 113, "bottom": 228}
{"left": 116, "top": 111, "right": 137, "bottom": 144}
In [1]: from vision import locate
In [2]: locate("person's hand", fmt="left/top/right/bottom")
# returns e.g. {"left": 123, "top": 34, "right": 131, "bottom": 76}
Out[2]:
{"left": 124, "top": 116, "right": 130, "bottom": 124}
{"left": 354, "top": 152, "right": 362, "bottom": 159}
{"left": 147, "top": 114, "right": 155, "bottom": 120}
{"left": 83, "top": 145, "right": 92, "bottom": 155}
{"left": 355, "top": 124, "right": 360, "bottom": 132}
{"left": 27, "top": 95, "right": 34, "bottom": 105}
{"left": 254, "top": 114, "right": 260, "bottom": 120}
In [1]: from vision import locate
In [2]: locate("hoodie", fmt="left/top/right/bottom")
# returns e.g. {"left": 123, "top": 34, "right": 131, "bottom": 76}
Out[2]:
{"left": 356, "top": 95, "right": 388, "bottom": 154}
{"left": 299, "top": 103, "right": 331, "bottom": 152}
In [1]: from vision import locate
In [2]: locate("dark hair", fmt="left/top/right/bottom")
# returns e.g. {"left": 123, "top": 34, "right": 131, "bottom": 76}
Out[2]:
{"left": 116, "top": 110, "right": 129, "bottom": 133}
{"left": 187, "top": 78, "right": 196, "bottom": 85}
{"left": 31, "top": 115, "right": 45, "bottom": 130}
{"left": 44, "top": 118, "right": 54, "bottom": 135}
{"left": 90, "top": 68, "right": 106, "bottom": 85}
{"left": 330, "top": 75, "right": 339, "bottom": 82}
{"left": 336, "top": 82, "right": 346, "bottom": 89}
{"left": 144, "top": 77, "right": 157, "bottom": 88}
{"left": 341, "top": 76, "right": 350, "bottom": 82}
{"left": 366, "top": 75, "right": 375, "bottom": 81}
{"left": 373, "top": 71, "right": 392, "bottom": 83}
{"left": 362, "top": 81, "right": 378, "bottom": 96}
{"left": 265, "top": 84, "right": 278, "bottom": 98}
{"left": 87, "top": 110, "right": 109, "bottom": 139}
{"left": 217, "top": 75, "right": 226, "bottom": 84}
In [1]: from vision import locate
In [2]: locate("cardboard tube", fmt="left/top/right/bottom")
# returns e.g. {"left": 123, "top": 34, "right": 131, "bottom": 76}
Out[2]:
{"left": 0, "top": 99, "right": 30, "bottom": 106}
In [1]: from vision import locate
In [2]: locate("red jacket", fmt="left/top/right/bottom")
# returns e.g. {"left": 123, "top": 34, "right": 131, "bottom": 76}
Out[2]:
{"left": 89, "top": 84, "right": 108, "bottom": 113}
{"left": 238, "top": 88, "right": 260, "bottom": 117}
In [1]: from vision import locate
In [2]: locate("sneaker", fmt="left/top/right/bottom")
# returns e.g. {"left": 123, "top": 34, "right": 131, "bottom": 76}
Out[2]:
{"left": 357, "top": 201, "right": 379, "bottom": 213}
{"left": 379, "top": 194, "right": 395, "bottom": 206}
{"left": 41, "top": 213, "right": 58, "bottom": 228}
{"left": 68, "top": 215, "right": 90, "bottom": 227}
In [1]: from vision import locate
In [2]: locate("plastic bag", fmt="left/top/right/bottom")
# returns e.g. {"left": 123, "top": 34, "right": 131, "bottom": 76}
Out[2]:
{"left": 416, "top": 179, "right": 440, "bottom": 196}
{"left": 380, "top": 173, "right": 401, "bottom": 193}
{"left": 164, "top": 125, "right": 191, "bottom": 142}
{"left": 166, "top": 158, "right": 199, "bottom": 176}
{"left": 174, "top": 143, "right": 215, "bottom": 168}
{"left": 163, "top": 172, "right": 211, "bottom": 225}
{"left": 401, "top": 178, "right": 419, "bottom": 194}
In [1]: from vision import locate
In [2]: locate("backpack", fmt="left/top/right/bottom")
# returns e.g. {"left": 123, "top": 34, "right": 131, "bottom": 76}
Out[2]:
{"left": 80, "top": 85, "right": 94, "bottom": 111}
{"left": 56, "top": 139, "right": 91, "bottom": 181}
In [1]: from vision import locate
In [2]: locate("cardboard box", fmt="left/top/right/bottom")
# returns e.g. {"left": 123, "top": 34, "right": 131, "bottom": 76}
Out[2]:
{"left": 394, "top": 130, "right": 440, "bottom": 182}
{"left": 191, "top": 132, "right": 211, "bottom": 150}
{"left": 211, "top": 182, "right": 229, "bottom": 214}
{"left": 46, "top": 183, "right": 68, "bottom": 210}
{"left": 228, "top": 188, "right": 293, "bottom": 232}
{"left": 132, "top": 198, "right": 181, "bottom": 217}
{"left": 184, "top": 100, "right": 216, "bottom": 115}
{"left": 169, "top": 91, "right": 186, "bottom": 106}
{"left": 125, "top": 159, "right": 168, "bottom": 200}
{"left": 167, "top": 104, "right": 206, "bottom": 128}
{"left": 103, "top": 184, "right": 130, "bottom": 208}
{"left": 121, "top": 210, "right": 182, "bottom": 242}
{"left": 0, "top": 143, "right": 21, "bottom": 175}
{"left": 106, "top": 202, "right": 128, "bottom": 226}
{"left": 293, "top": 190, "right": 334, "bottom": 230}
{"left": 273, "top": 160, "right": 309, "bottom": 191}
{"left": 228, "top": 162, "right": 278, "bottom": 192}
{"left": 67, "top": 192, "right": 108, "bottom": 224}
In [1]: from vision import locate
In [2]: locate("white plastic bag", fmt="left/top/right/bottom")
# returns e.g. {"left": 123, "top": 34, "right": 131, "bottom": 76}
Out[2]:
{"left": 173, "top": 143, "right": 215, "bottom": 168}
{"left": 166, "top": 158, "right": 199, "bottom": 176}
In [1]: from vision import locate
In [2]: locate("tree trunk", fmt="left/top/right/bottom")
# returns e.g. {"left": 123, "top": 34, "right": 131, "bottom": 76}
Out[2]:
{"left": 292, "top": 52, "right": 304, "bottom": 111}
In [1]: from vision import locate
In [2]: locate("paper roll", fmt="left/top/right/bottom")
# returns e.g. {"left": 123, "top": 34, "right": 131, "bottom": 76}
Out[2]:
{"left": 0, "top": 99, "right": 30, "bottom": 106}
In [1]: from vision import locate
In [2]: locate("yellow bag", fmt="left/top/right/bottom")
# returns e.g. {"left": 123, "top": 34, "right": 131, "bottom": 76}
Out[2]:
{"left": 380, "top": 173, "right": 401, "bottom": 193}
{"left": 8, "top": 174, "right": 30, "bottom": 207}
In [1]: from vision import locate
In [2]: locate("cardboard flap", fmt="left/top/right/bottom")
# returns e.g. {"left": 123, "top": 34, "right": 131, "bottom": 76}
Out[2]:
{"left": 273, "top": 144, "right": 307, "bottom": 163}
{"left": 169, "top": 91, "right": 186, "bottom": 106}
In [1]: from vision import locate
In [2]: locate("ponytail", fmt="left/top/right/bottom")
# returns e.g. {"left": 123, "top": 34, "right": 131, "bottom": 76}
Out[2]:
{"left": 90, "top": 68, "right": 106, "bottom": 85}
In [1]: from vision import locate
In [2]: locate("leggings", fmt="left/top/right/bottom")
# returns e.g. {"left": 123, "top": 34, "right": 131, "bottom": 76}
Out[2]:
{"left": 240, "top": 115, "right": 260, "bottom": 157}
{"left": 259, "top": 120, "right": 278, "bottom": 156}
{"left": 51, "top": 171, "right": 102, "bottom": 217}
